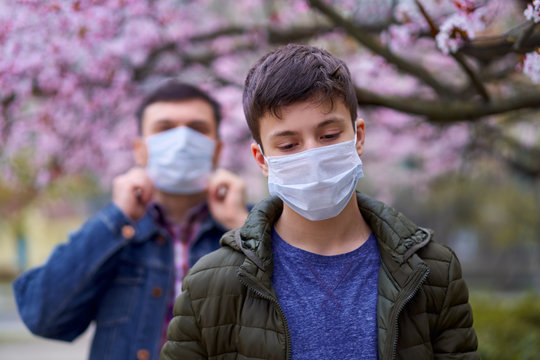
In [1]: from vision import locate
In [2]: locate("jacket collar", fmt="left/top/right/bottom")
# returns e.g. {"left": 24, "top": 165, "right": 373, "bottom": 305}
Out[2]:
{"left": 355, "top": 193, "right": 432, "bottom": 265}
{"left": 222, "top": 192, "right": 432, "bottom": 281}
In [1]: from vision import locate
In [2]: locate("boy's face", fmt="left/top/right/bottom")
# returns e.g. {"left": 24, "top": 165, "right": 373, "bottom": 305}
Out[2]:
{"left": 133, "top": 99, "right": 222, "bottom": 167}
{"left": 251, "top": 98, "right": 365, "bottom": 176}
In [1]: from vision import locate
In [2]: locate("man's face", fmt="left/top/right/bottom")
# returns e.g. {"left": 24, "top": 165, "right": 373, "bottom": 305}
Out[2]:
{"left": 134, "top": 99, "right": 220, "bottom": 167}
{"left": 251, "top": 98, "right": 365, "bottom": 176}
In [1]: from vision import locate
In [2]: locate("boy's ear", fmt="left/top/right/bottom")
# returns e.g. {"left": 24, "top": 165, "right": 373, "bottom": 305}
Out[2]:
{"left": 251, "top": 142, "right": 268, "bottom": 177}
{"left": 133, "top": 138, "right": 148, "bottom": 166}
{"left": 355, "top": 118, "right": 366, "bottom": 157}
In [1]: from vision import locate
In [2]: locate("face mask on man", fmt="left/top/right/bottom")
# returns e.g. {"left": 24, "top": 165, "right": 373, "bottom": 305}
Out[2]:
{"left": 262, "top": 137, "right": 364, "bottom": 221}
{"left": 146, "top": 126, "right": 216, "bottom": 194}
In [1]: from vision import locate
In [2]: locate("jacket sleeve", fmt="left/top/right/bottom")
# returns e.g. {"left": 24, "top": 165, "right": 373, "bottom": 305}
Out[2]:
{"left": 432, "top": 250, "right": 479, "bottom": 359}
{"left": 12, "top": 204, "right": 134, "bottom": 341}
{"left": 160, "top": 278, "right": 207, "bottom": 360}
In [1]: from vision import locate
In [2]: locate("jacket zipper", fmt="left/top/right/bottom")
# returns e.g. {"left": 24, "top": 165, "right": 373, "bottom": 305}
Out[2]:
{"left": 238, "top": 275, "right": 292, "bottom": 360}
{"left": 388, "top": 264, "right": 430, "bottom": 360}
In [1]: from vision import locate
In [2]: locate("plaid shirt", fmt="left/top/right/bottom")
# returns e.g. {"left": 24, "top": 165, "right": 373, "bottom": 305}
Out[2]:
{"left": 150, "top": 201, "right": 210, "bottom": 347}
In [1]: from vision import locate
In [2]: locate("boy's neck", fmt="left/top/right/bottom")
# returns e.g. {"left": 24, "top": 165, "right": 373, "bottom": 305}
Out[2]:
{"left": 274, "top": 194, "right": 372, "bottom": 256}
{"left": 153, "top": 190, "right": 206, "bottom": 225}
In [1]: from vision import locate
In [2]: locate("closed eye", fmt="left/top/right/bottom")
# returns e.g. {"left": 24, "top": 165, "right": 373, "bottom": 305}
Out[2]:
{"left": 278, "top": 143, "right": 297, "bottom": 151}
{"left": 155, "top": 123, "right": 175, "bottom": 132}
{"left": 320, "top": 132, "right": 341, "bottom": 141}
{"left": 188, "top": 123, "right": 211, "bottom": 135}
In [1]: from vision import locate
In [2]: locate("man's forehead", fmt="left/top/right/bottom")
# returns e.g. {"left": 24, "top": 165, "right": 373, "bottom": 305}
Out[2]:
{"left": 142, "top": 100, "right": 215, "bottom": 126}
{"left": 143, "top": 100, "right": 213, "bottom": 119}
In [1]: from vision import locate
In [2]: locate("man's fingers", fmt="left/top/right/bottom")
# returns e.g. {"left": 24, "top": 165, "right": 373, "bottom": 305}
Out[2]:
{"left": 112, "top": 167, "right": 155, "bottom": 221}
{"left": 134, "top": 187, "right": 150, "bottom": 206}
{"left": 207, "top": 169, "right": 248, "bottom": 230}
{"left": 209, "top": 169, "right": 244, "bottom": 194}
{"left": 216, "top": 184, "right": 228, "bottom": 200}
{"left": 207, "top": 182, "right": 227, "bottom": 202}
{"left": 129, "top": 168, "right": 154, "bottom": 202}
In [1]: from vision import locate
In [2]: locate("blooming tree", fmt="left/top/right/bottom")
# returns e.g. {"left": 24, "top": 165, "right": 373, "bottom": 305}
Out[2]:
{"left": 1, "top": 0, "right": 540, "bottom": 208}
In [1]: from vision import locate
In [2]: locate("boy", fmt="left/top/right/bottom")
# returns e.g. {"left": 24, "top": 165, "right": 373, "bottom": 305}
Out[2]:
{"left": 14, "top": 81, "right": 248, "bottom": 360}
{"left": 161, "top": 45, "right": 479, "bottom": 359}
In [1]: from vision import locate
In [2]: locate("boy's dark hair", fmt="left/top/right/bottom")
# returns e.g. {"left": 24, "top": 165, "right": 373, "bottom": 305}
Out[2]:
{"left": 243, "top": 44, "right": 358, "bottom": 146}
{"left": 136, "top": 81, "right": 222, "bottom": 135}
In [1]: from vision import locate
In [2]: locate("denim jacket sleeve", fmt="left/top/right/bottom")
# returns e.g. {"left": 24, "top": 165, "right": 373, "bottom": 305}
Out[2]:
{"left": 12, "top": 203, "right": 135, "bottom": 341}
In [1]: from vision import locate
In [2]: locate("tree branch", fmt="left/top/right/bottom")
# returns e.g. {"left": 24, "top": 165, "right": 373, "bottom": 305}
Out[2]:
{"left": 452, "top": 52, "right": 490, "bottom": 102}
{"left": 355, "top": 87, "right": 540, "bottom": 122}
{"left": 308, "top": 0, "right": 457, "bottom": 98}
{"left": 132, "top": 23, "right": 339, "bottom": 82}
{"left": 460, "top": 21, "right": 540, "bottom": 62}
{"left": 475, "top": 124, "right": 540, "bottom": 179}
{"left": 133, "top": 43, "right": 177, "bottom": 81}
{"left": 1, "top": 93, "right": 16, "bottom": 142}
{"left": 189, "top": 26, "right": 246, "bottom": 42}
{"left": 267, "top": 25, "right": 336, "bottom": 43}
{"left": 414, "top": 0, "right": 490, "bottom": 102}
{"left": 188, "top": 23, "right": 338, "bottom": 44}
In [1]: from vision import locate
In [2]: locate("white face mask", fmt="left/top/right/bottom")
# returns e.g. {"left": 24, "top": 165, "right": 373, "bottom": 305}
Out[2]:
{"left": 146, "top": 126, "right": 216, "bottom": 194}
{"left": 263, "top": 138, "right": 364, "bottom": 221}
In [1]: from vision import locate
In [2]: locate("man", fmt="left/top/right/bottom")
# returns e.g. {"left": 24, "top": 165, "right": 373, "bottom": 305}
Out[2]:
{"left": 161, "top": 45, "right": 479, "bottom": 359}
{"left": 13, "top": 81, "right": 249, "bottom": 360}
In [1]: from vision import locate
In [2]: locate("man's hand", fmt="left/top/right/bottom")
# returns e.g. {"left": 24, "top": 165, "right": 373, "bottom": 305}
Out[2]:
{"left": 112, "top": 167, "right": 154, "bottom": 221}
{"left": 207, "top": 169, "right": 248, "bottom": 230}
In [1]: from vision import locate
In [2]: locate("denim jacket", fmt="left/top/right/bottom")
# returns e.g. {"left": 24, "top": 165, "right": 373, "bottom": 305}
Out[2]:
{"left": 13, "top": 203, "right": 225, "bottom": 360}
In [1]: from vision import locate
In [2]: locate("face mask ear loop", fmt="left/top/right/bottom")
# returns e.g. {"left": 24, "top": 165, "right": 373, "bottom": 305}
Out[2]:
{"left": 258, "top": 143, "right": 268, "bottom": 161}
{"left": 257, "top": 143, "right": 271, "bottom": 170}
{"left": 353, "top": 119, "right": 360, "bottom": 148}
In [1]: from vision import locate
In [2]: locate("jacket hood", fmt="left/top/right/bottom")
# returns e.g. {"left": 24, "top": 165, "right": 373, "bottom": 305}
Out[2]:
{"left": 220, "top": 192, "right": 432, "bottom": 272}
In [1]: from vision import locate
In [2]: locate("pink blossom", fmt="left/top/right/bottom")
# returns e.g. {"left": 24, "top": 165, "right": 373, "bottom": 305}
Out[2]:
{"left": 436, "top": 10, "right": 486, "bottom": 54}
{"left": 524, "top": 0, "right": 540, "bottom": 23}
{"left": 293, "top": 0, "right": 309, "bottom": 13}
{"left": 0, "top": 0, "right": 535, "bottom": 200}
{"left": 385, "top": 24, "right": 417, "bottom": 51}
{"left": 523, "top": 51, "right": 540, "bottom": 84}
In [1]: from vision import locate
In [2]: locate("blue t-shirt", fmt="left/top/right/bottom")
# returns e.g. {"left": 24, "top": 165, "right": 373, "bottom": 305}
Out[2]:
{"left": 271, "top": 229, "right": 380, "bottom": 360}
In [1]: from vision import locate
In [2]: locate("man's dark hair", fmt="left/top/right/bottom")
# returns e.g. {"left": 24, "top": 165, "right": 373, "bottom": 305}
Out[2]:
{"left": 136, "top": 81, "right": 222, "bottom": 134}
{"left": 242, "top": 44, "right": 358, "bottom": 146}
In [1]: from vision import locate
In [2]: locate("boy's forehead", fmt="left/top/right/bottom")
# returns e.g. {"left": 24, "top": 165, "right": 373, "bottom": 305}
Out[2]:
{"left": 260, "top": 98, "right": 351, "bottom": 135}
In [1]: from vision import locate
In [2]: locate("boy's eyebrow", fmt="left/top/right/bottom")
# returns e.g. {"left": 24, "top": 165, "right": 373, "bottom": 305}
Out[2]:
{"left": 269, "top": 130, "right": 297, "bottom": 138}
{"left": 269, "top": 117, "right": 348, "bottom": 138}
{"left": 316, "top": 117, "right": 347, "bottom": 128}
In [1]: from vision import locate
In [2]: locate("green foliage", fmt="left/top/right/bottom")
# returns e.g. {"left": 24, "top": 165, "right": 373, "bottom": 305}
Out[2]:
{"left": 471, "top": 292, "right": 540, "bottom": 360}
{"left": 395, "top": 160, "right": 540, "bottom": 248}
{"left": 0, "top": 159, "right": 101, "bottom": 225}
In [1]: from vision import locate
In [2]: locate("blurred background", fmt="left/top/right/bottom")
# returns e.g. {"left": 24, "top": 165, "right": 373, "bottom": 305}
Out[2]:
{"left": 1, "top": 0, "right": 540, "bottom": 359}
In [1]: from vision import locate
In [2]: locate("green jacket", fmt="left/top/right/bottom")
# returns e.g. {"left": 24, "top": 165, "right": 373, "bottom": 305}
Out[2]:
{"left": 161, "top": 193, "right": 479, "bottom": 359}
